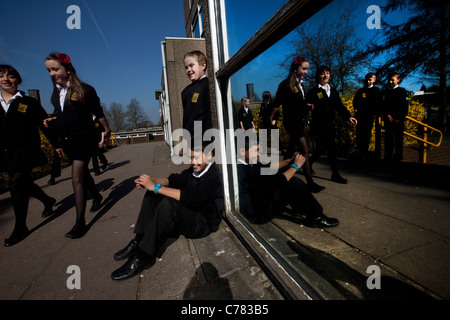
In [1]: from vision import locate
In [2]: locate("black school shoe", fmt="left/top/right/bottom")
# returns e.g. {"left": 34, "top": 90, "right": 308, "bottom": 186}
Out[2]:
{"left": 331, "top": 173, "right": 348, "bottom": 184}
{"left": 4, "top": 228, "right": 29, "bottom": 247}
{"left": 42, "top": 198, "right": 57, "bottom": 218}
{"left": 113, "top": 239, "right": 139, "bottom": 261}
{"left": 111, "top": 254, "right": 155, "bottom": 281}
{"left": 65, "top": 223, "right": 89, "bottom": 239}
{"left": 306, "top": 215, "right": 339, "bottom": 228}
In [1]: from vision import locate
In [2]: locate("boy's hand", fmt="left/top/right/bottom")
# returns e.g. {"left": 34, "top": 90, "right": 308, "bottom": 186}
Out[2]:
{"left": 293, "top": 154, "right": 306, "bottom": 168}
{"left": 135, "top": 174, "right": 155, "bottom": 191}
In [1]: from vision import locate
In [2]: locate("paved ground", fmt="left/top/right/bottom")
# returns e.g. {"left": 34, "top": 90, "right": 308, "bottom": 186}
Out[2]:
{"left": 0, "top": 142, "right": 283, "bottom": 301}
{"left": 1, "top": 140, "right": 449, "bottom": 302}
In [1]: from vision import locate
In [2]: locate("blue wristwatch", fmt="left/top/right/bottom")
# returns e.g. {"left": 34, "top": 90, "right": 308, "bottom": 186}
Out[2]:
{"left": 290, "top": 164, "right": 299, "bottom": 171}
{"left": 154, "top": 183, "right": 162, "bottom": 194}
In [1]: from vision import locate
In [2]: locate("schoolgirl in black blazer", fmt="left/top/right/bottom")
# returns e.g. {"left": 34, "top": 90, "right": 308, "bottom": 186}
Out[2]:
{"left": 1, "top": 65, "right": 57, "bottom": 246}
{"left": 44, "top": 52, "right": 111, "bottom": 239}
{"left": 306, "top": 66, "right": 357, "bottom": 184}
{"left": 271, "top": 57, "right": 324, "bottom": 193}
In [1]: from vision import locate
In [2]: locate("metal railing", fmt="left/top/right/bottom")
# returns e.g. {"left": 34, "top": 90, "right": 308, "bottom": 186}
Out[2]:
{"left": 403, "top": 116, "right": 443, "bottom": 163}
{"left": 376, "top": 116, "right": 443, "bottom": 164}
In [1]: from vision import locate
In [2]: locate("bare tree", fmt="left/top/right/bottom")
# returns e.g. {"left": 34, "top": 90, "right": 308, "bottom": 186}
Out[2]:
{"left": 106, "top": 102, "right": 127, "bottom": 132}
{"left": 284, "top": 6, "right": 372, "bottom": 94}
{"left": 126, "top": 98, "right": 150, "bottom": 129}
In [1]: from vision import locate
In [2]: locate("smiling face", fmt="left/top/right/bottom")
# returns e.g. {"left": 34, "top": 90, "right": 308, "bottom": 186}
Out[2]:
{"left": 45, "top": 59, "right": 70, "bottom": 87}
{"left": 189, "top": 149, "right": 211, "bottom": 174}
{"left": 389, "top": 75, "right": 401, "bottom": 88}
{"left": 294, "top": 61, "right": 310, "bottom": 81}
{"left": 0, "top": 69, "right": 20, "bottom": 94}
{"left": 184, "top": 56, "right": 206, "bottom": 82}
{"left": 317, "top": 69, "right": 330, "bottom": 85}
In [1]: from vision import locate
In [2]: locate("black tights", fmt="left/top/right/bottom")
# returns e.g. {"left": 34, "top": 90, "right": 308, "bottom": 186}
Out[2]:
{"left": 285, "top": 136, "right": 315, "bottom": 185}
{"left": 9, "top": 171, "right": 53, "bottom": 236}
{"left": 71, "top": 160, "right": 100, "bottom": 226}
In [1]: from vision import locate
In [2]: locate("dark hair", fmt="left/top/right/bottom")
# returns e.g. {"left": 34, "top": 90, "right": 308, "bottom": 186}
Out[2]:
{"left": 0, "top": 65, "right": 22, "bottom": 84}
{"left": 365, "top": 72, "right": 376, "bottom": 80}
{"left": 315, "top": 66, "right": 330, "bottom": 82}
{"left": 262, "top": 91, "right": 272, "bottom": 102}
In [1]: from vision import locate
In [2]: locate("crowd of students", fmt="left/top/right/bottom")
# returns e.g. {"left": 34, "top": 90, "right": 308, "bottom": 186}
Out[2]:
{"left": 1, "top": 51, "right": 409, "bottom": 281}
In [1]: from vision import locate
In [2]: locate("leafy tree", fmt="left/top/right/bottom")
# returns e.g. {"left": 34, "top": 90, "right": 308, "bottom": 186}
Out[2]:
{"left": 365, "top": 0, "right": 449, "bottom": 127}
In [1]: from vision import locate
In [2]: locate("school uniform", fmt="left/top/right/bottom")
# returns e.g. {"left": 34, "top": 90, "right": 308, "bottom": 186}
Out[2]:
{"left": 274, "top": 78, "right": 308, "bottom": 139}
{"left": 51, "top": 82, "right": 105, "bottom": 162}
{"left": 91, "top": 116, "right": 108, "bottom": 174}
{"left": 1, "top": 91, "right": 57, "bottom": 246}
{"left": 237, "top": 161, "right": 325, "bottom": 225}
{"left": 238, "top": 106, "right": 254, "bottom": 130}
{"left": 382, "top": 86, "right": 408, "bottom": 161}
{"left": 306, "top": 85, "right": 351, "bottom": 176}
{"left": 0, "top": 92, "right": 54, "bottom": 172}
{"left": 181, "top": 76, "right": 212, "bottom": 141}
{"left": 133, "top": 164, "right": 224, "bottom": 256}
{"left": 353, "top": 86, "right": 383, "bottom": 154}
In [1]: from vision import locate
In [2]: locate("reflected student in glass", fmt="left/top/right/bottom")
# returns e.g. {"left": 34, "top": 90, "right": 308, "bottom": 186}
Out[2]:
{"left": 0, "top": 65, "right": 57, "bottom": 246}
{"left": 44, "top": 52, "right": 111, "bottom": 239}
{"left": 237, "top": 138, "right": 339, "bottom": 228}
{"left": 260, "top": 91, "right": 277, "bottom": 130}
{"left": 353, "top": 73, "right": 383, "bottom": 158}
{"left": 270, "top": 57, "right": 324, "bottom": 193}
{"left": 306, "top": 66, "right": 357, "bottom": 184}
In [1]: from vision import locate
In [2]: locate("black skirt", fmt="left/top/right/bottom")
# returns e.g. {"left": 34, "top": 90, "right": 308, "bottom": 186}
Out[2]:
{"left": 0, "top": 145, "right": 47, "bottom": 173}
{"left": 61, "top": 134, "right": 96, "bottom": 163}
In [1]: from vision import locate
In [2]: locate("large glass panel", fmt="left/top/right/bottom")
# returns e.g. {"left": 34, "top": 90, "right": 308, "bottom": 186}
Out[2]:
{"left": 221, "top": 0, "right": 439, "bottom": 299}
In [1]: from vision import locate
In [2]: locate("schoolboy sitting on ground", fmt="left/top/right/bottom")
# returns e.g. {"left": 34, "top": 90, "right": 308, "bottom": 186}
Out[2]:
{"left": 111, "top": 142, "right": 224, "bottom": 281}
{"left": 237, "top": 139, "right": 339, "bottom": 228}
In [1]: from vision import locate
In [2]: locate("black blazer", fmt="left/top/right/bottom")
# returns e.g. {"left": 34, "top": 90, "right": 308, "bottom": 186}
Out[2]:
{"left": 0, "top": 93, "right": 55, "bottom": 172}
{"left": 51, "top": 83, "right": 105, "bottom": 144}
{"left": 274, "top": 79, "right": 309, "bottom": 135}
{"left": 307, "top": 85, "right": 351, "bottom": 130}
{"left": 382, "top": 87, "right": 408, "bottom": 121}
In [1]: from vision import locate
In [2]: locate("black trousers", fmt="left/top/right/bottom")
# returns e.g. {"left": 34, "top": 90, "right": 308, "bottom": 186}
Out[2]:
{"left": 134, "top": 192, "right": 211, "bottom": 256}
{"left": 310, "top": 130, "right": 340, "bottom": 175}
{"left": 91, "top": 147, "right": 107, "bottom": 173}
{"left": 274, "top": 176, "right": 323, "bottom": 219}
{"left": 357, "top": 113, "right": 375, "bottom": 154}
{"left": 384, "top": 119, "right": 405, "bottom": 161}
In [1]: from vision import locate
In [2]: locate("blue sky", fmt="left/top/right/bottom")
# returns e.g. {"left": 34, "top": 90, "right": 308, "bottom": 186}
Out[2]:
{"left": 1, "top": 0, "right": 186, "bottom": 122}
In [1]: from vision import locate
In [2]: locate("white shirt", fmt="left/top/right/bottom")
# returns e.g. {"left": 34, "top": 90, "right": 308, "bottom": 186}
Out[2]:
{"left": 0, "top": 91, "right": 23, "bottom": 113}
{"left": 192, "top": 162, "right": 213, "bottom": 178}
{"left": 318, "top": 83, "right": 331, "bottom": 97}
{"left": 56, "top": 82, "right": 70, "bottom": 111}
{"left": 297, "top": 78, "right": 305, "bottom": 98}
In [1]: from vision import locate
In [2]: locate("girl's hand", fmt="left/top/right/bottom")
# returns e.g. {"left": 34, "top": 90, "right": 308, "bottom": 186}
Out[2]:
{"left": 293, "top": 154, "right": 306, "bottom": 168}
{"left": 43, "top": 117, "right": 56, "bottom": 128}
{"left": 55, "top": 148, "right": 64, "bottom": 158}
{"left": 349, "top": 117, "right": 358, "bottom": 125}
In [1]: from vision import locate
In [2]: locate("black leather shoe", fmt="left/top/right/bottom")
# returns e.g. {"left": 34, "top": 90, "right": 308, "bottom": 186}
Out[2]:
{"left": 90, "top": 195, "right": 103, "bottom": 212}
{"left": 48, "top": 178, "right": 56, "bottom": 185}
{"left": 307, "top": 182, "right": 325, "bottom": 193}
{"left": 42, "top": 198, "right": 56, "bottom": 218}
{"left": 111, "top": 255, "right": 155, "bottom": 281}
{"left": 331, "top": 174, "right": 348, "bottom": 184}
{"left": 5, "top": 228, "right": 29, "bottom": 247}
{"left": 114, "top": 239, "right": 139, "bottom": 261}
{"left": 307, "top": 215, "right": 339, "bottom": 228}
{"left": 65, "top": 224, "right": 88, "bottom": 239}
{"left": 102, "top": 162, "right": 108, "bottom": 170}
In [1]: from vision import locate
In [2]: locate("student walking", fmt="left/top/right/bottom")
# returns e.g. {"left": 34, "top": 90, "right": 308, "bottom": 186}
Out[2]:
{"left": 271, "top": 57, "right": 324, "bottom": 193}
{"left": 44, "top": 52, "right": 111, "bottom": 239}
{"left": 307, "top": 66, "right": 357, "bottom": 184}
{"left": 1, "top": 65, "right": 56, "bottom": 246}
